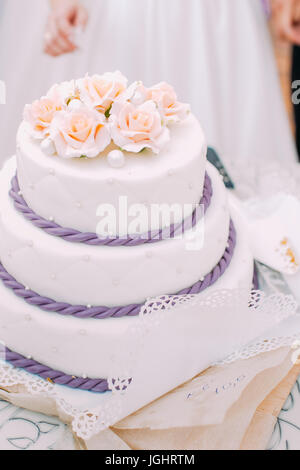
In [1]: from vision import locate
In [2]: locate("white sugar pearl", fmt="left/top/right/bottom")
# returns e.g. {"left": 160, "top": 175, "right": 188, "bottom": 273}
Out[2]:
{"left": 67, "top": 99, "right": 82, "bottom": 111}
{"left": 49, "top": 216, "right": 54, "bottom": 222}
{"left": 107, "top": 150, "right": 125, "bottom": 169}
{"left": 51, "top": 274, "right": 57, "bottom": 280}
{"left": 76, "top": 202, "right": 82, "bottom": 209}
{"left": 41, "top": 137, "right": 56, "bottom": 156}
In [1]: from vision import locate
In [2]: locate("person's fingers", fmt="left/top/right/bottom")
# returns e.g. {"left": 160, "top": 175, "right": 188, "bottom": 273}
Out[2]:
{"left": 54, "top": 28, "right": 77, "bottom": 53}
{"left": 56, "top": 13, "right": 73, "bottom": 36}
{"left": 44, "top": 13, "right": 77, "bottom": 56}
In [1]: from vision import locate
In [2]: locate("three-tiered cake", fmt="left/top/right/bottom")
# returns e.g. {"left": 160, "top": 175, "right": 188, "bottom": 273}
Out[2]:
{"left": 0, "top": 72, "right": 254, "bottom": 393}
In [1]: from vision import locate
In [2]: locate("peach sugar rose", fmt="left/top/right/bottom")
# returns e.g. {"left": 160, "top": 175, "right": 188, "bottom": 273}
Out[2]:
{"left": 78, "top": 71, "right": 128, "bottom": 114}
{"left": 24, "top": 97, "right": 62, "bottom": 139}
{"left": 110, "top": 100, "right": 170, "bottom": 154}
{"left": 50, "top": 106, "right": 111, "bottom": 159}
{"left": 149, "top": 82, "right": 190, "bottom": 123}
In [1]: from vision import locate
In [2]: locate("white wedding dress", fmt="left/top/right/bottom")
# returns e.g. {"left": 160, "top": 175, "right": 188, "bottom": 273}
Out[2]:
{"left": 0, "top": 0, "right": 297, "bottom": 179}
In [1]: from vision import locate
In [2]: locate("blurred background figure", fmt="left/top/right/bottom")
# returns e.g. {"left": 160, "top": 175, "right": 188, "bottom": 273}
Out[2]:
{"left": 0, "top": 0, "right": 298, "bottom": 180}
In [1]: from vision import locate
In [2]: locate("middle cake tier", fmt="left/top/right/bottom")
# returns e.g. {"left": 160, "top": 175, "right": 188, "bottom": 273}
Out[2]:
{"left": 0, "top": 158, "right": 230, "bottom": 307}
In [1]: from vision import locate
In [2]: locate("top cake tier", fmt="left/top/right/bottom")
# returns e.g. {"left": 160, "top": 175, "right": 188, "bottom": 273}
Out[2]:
{"left": 16, "top": 72, "right": 206, "bottom": 235}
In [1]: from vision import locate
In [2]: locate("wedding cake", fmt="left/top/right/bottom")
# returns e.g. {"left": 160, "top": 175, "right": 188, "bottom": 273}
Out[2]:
{"left": 0, "top": 72, "right": 254, "bottom": 393}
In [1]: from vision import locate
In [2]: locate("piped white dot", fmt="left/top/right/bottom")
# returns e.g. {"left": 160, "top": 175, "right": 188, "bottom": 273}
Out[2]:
{"left": 82, "top": 374, "right": 87, "bottom": 379}
{"left": 79, "top": 329, "right": 87, "bottom": 336}
{"left": 112, "top": 278, "right": 120, "bottom": 287}
{"left": 200, "top": 276, "right": 205, "bottom": 282}
{"left": 107, "top": 178, "right": 114, "bottom": 185}
{"left": 51, "top": 274, "right": 57, "bottom": 281}
{"left": 52, "top": 347, "right": 58, "bottom": 354}
{"left": 87, "top": 304, "right": 92, "bottom": 309}
{"left": 49, "top": 216, "right": 54, "bottom": 222}
{"left": 76, "top": 202, "right": 82, "bottom": 209}
{"left": 49, "top": 168, "right": 55, "bottom": 176}
{"left": 27, "top": 355, "right": 32, "bottom": 360}
{"left": 25, "top": 286, "right": 30, "bottom": 291}
{"left": 18, "top": 190, "right": 23, "bottom": 196}
{"left": 83, "top": 255, "right": 90, "bottom": 262}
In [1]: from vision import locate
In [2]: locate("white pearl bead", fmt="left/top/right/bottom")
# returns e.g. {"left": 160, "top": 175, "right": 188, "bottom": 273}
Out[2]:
{"left": 107, "top": 150, "right": 125, "bottom": 169}
{"left": 41, "top": 137, "right": 56, "bottom": 156}
{"left": 67, "top": 99, "right": 82, "bottom": 111}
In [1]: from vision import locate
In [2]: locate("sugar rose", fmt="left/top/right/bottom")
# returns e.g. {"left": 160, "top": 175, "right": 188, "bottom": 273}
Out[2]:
{"left": 47, "top": 80, "right": 80, "bottom": 108}
{"left": 78, "top": 71, "right": 128, "bottom": 114}
{"left": 50, "top": 106, "right": 111, "bottom": 159}
{"left": 110, "top": 100, "right": 170, "bottom": 154}
{"left": 149, "top": 82, "right": 190, "bottom": 123}
{"left": 24, "top": 97, "right": 62, "bottom": 139}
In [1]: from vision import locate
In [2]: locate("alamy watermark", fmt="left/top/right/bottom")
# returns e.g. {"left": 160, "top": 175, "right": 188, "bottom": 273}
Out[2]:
{"left": 96, "top": 198, "right": 205, "bottom": 252}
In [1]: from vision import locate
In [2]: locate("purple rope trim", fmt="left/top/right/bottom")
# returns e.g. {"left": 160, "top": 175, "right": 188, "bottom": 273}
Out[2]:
{"left": 0, "top": 220, "right": 236, "bottom": 319}
{"left": 9, "top": 173, "right": 212, "bottom": 246}
{"left": 4, "top": 347, "right": 109, "bottom": 393}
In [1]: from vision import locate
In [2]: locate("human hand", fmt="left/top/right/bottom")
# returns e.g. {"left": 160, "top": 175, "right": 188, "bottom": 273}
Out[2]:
{"left": 272, "top": 0, "right": 300, "bottom": 45}
{"left": 44, "top": 0, "right": 88, "bottom": 57}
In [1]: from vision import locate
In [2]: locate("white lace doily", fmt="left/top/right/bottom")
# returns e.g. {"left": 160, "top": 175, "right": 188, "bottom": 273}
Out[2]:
{"left": 0, "top": 287, "right": 299, "bottom": 440}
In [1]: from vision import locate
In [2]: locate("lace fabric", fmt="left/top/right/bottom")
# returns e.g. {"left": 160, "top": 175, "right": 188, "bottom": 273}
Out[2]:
{"left": 0, "top": 287, "right": 298, "bottom": 440}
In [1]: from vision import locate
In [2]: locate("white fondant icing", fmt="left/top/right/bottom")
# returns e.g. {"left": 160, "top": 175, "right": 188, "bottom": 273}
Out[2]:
{"left": 0, "top": 209, "right": 253, "bottom": 379}
{"left": 0, "top": 158, "right": 229, "bottom": 306}
{"left": 16, "top": 114, "right": 206, "bottom": 235}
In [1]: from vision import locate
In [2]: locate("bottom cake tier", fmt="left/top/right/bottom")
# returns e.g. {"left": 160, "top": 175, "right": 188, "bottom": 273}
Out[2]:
{"left": 0, "top": 204, "right": 254, "bottom": 391}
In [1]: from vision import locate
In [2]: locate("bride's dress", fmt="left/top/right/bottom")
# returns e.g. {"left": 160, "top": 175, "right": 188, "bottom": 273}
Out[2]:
{"left": 0, "top": 0, "right": 297, "bottom": 175}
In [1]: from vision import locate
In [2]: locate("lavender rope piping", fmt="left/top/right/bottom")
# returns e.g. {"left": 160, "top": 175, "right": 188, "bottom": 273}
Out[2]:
{"left": 9, "top": 173, "right": 212, "bottom": 246}
{"left": 4, "top": 347, "right": 109, "bottom": 393}
{"left": 0, "top": 220, "right": 236, "bottom": 319}
{"left": 3, "top": 256, "right": 257, "bottom": 394}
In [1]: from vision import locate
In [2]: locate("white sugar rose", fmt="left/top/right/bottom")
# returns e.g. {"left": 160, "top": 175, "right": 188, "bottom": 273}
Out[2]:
{"left": 78, "top": 71, "right": 128, "bottom": 114}
{"left": 110, "top": 100, "right": 170, "bottom": 154}
{"left": 50, "top": 106, "right": 111, "bottom": 159}
{"left": 24, "top": 97, "right": 62, "bottom": 139}
{"left": 149, "top": 82, "right": 190, "bottom": 123}
{"left": 47, "top": 80, "right": 80, "bottom": 108}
